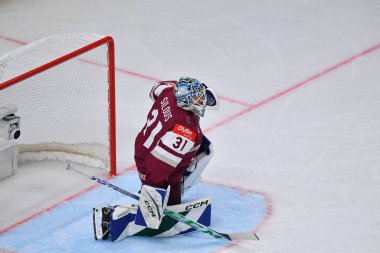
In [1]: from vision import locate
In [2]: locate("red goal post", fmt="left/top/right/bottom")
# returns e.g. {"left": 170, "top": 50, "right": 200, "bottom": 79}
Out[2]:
{"left": 0, "top": 33, "right": 116, "bottom": 176}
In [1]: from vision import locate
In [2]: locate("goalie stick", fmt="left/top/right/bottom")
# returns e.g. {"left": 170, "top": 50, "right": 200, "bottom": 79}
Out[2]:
{"left": 67, "top": 164, "right": 259, "bottom": 241}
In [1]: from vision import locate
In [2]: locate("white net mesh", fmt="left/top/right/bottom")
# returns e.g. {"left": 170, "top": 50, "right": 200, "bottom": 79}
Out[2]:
{"left": 0, "top": 33, "right": 115, "bottom": 173}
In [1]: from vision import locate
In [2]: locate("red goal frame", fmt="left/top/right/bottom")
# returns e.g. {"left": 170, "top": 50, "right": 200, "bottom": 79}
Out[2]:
{"left": 0, "top": 36, "right": 117, "bottom": 176}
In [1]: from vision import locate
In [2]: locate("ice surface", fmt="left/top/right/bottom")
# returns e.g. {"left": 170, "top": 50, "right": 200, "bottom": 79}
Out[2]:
{"left": 0, "top": 171, "right": 267, "bottom": 253}
{"left": 1, "top": 0, "right": 380, "bottom": 252}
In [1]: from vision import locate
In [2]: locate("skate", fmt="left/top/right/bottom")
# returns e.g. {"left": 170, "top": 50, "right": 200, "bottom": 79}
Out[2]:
{"left": 92, "top": 207, "right": 112, "bottom": 240}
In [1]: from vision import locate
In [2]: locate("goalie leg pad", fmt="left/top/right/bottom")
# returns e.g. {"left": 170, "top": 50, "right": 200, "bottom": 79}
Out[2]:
{"left": 134, "top": 185, "right": 170, "bottom": 229}
{"left": 93, "top": 205, "right": 137, "bottom": 242}
{"left": 108, "top": 205, "right": 137, "bottom": 241}
{"left": 156, "top": 197, "right": 212, "bottom": 237}
{"left": 109, "top": 197, "right": 212, "bottom": 241}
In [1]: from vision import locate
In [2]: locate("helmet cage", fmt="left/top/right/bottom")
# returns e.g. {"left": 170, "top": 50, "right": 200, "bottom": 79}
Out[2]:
{"left": 175, "top": 79, "right": 207, "bottom": 117}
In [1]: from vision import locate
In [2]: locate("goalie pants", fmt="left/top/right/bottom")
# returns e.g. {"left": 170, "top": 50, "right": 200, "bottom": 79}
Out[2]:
{"left": 137, "top": 135, "right": 213, "bottom": 205}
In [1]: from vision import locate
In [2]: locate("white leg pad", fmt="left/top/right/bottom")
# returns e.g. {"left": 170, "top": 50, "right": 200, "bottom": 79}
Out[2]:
{"left": 112, "top": 205, "right": 132, "bottom": 220}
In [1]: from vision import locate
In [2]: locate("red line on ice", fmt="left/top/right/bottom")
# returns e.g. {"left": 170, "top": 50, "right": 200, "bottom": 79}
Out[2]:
{"left": 204, "top": 42, "right": 380, "bottom": 133}
{"left": 0, "top": 183, "right": 100, "bottom": 234}
{"left": 0, "top": 165, "right": 137, "bottom": 234}
{"left": 0, "top": 35, "right": 26, "bottom": 45}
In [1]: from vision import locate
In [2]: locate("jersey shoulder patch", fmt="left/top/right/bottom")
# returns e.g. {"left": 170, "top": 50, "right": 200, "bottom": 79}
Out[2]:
{"left": 173, "top": 124, "right": 197, "bottom": 142}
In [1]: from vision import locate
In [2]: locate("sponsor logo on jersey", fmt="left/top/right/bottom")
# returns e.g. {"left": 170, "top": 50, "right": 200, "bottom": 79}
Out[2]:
{"left": 173, "top": 124, "right": 196, "bottom": 142}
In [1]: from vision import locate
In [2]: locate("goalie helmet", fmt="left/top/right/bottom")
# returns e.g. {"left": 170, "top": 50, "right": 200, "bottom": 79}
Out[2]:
{"left": 174, "top": 77, "right": 219, "bottom": 117}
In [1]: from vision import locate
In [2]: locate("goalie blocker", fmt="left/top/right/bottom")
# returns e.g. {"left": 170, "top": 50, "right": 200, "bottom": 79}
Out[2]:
{"left": 134, "top": 185, "right": 170, "bottom": 229}
{"left": 93, "top": 197, "right": 211, "bottom": 241}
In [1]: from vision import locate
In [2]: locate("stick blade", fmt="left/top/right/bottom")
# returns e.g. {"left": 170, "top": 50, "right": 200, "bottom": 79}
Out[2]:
{"left": 228, "top": 232, "right": 259, "bottom": 241}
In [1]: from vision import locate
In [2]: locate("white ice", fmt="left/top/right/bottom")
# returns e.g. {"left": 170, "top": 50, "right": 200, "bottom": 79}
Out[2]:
{"left": 1, "top": 0, "right": 380, "bottom": 252}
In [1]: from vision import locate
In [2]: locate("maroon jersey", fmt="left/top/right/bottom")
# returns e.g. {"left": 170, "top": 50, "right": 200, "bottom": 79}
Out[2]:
{"left": 134, "top": 81, "right": 203, "bottom": 205}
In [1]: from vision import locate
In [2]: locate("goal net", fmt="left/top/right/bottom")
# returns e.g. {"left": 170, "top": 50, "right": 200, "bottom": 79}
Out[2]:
{"left": 0, "top": 33, "right": 116, "bottom": 175}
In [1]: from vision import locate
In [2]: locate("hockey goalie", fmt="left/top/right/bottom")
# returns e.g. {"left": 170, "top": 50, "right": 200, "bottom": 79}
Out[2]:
{"left": 93, "top": 77, "right": 220, "bottom": 241}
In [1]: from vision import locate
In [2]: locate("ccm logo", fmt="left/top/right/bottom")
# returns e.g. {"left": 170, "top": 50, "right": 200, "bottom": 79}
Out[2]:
{"left": 185, "top": 200, "right": 209, "bottom": 211}
{"left": 144, "top": 201, "right": 156, "bottom": 217}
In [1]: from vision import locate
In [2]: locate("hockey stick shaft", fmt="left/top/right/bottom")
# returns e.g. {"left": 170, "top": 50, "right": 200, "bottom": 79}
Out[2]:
{"left": 90, "top": 175, "right": 140, "bottom": 201}
{"left": 67, "top": 164, "right": 141, "bottom": 201}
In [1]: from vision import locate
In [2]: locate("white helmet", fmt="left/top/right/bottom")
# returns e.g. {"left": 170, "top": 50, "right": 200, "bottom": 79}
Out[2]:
{"left": 174, "top": 77, "right": 219, "bottom": 117}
